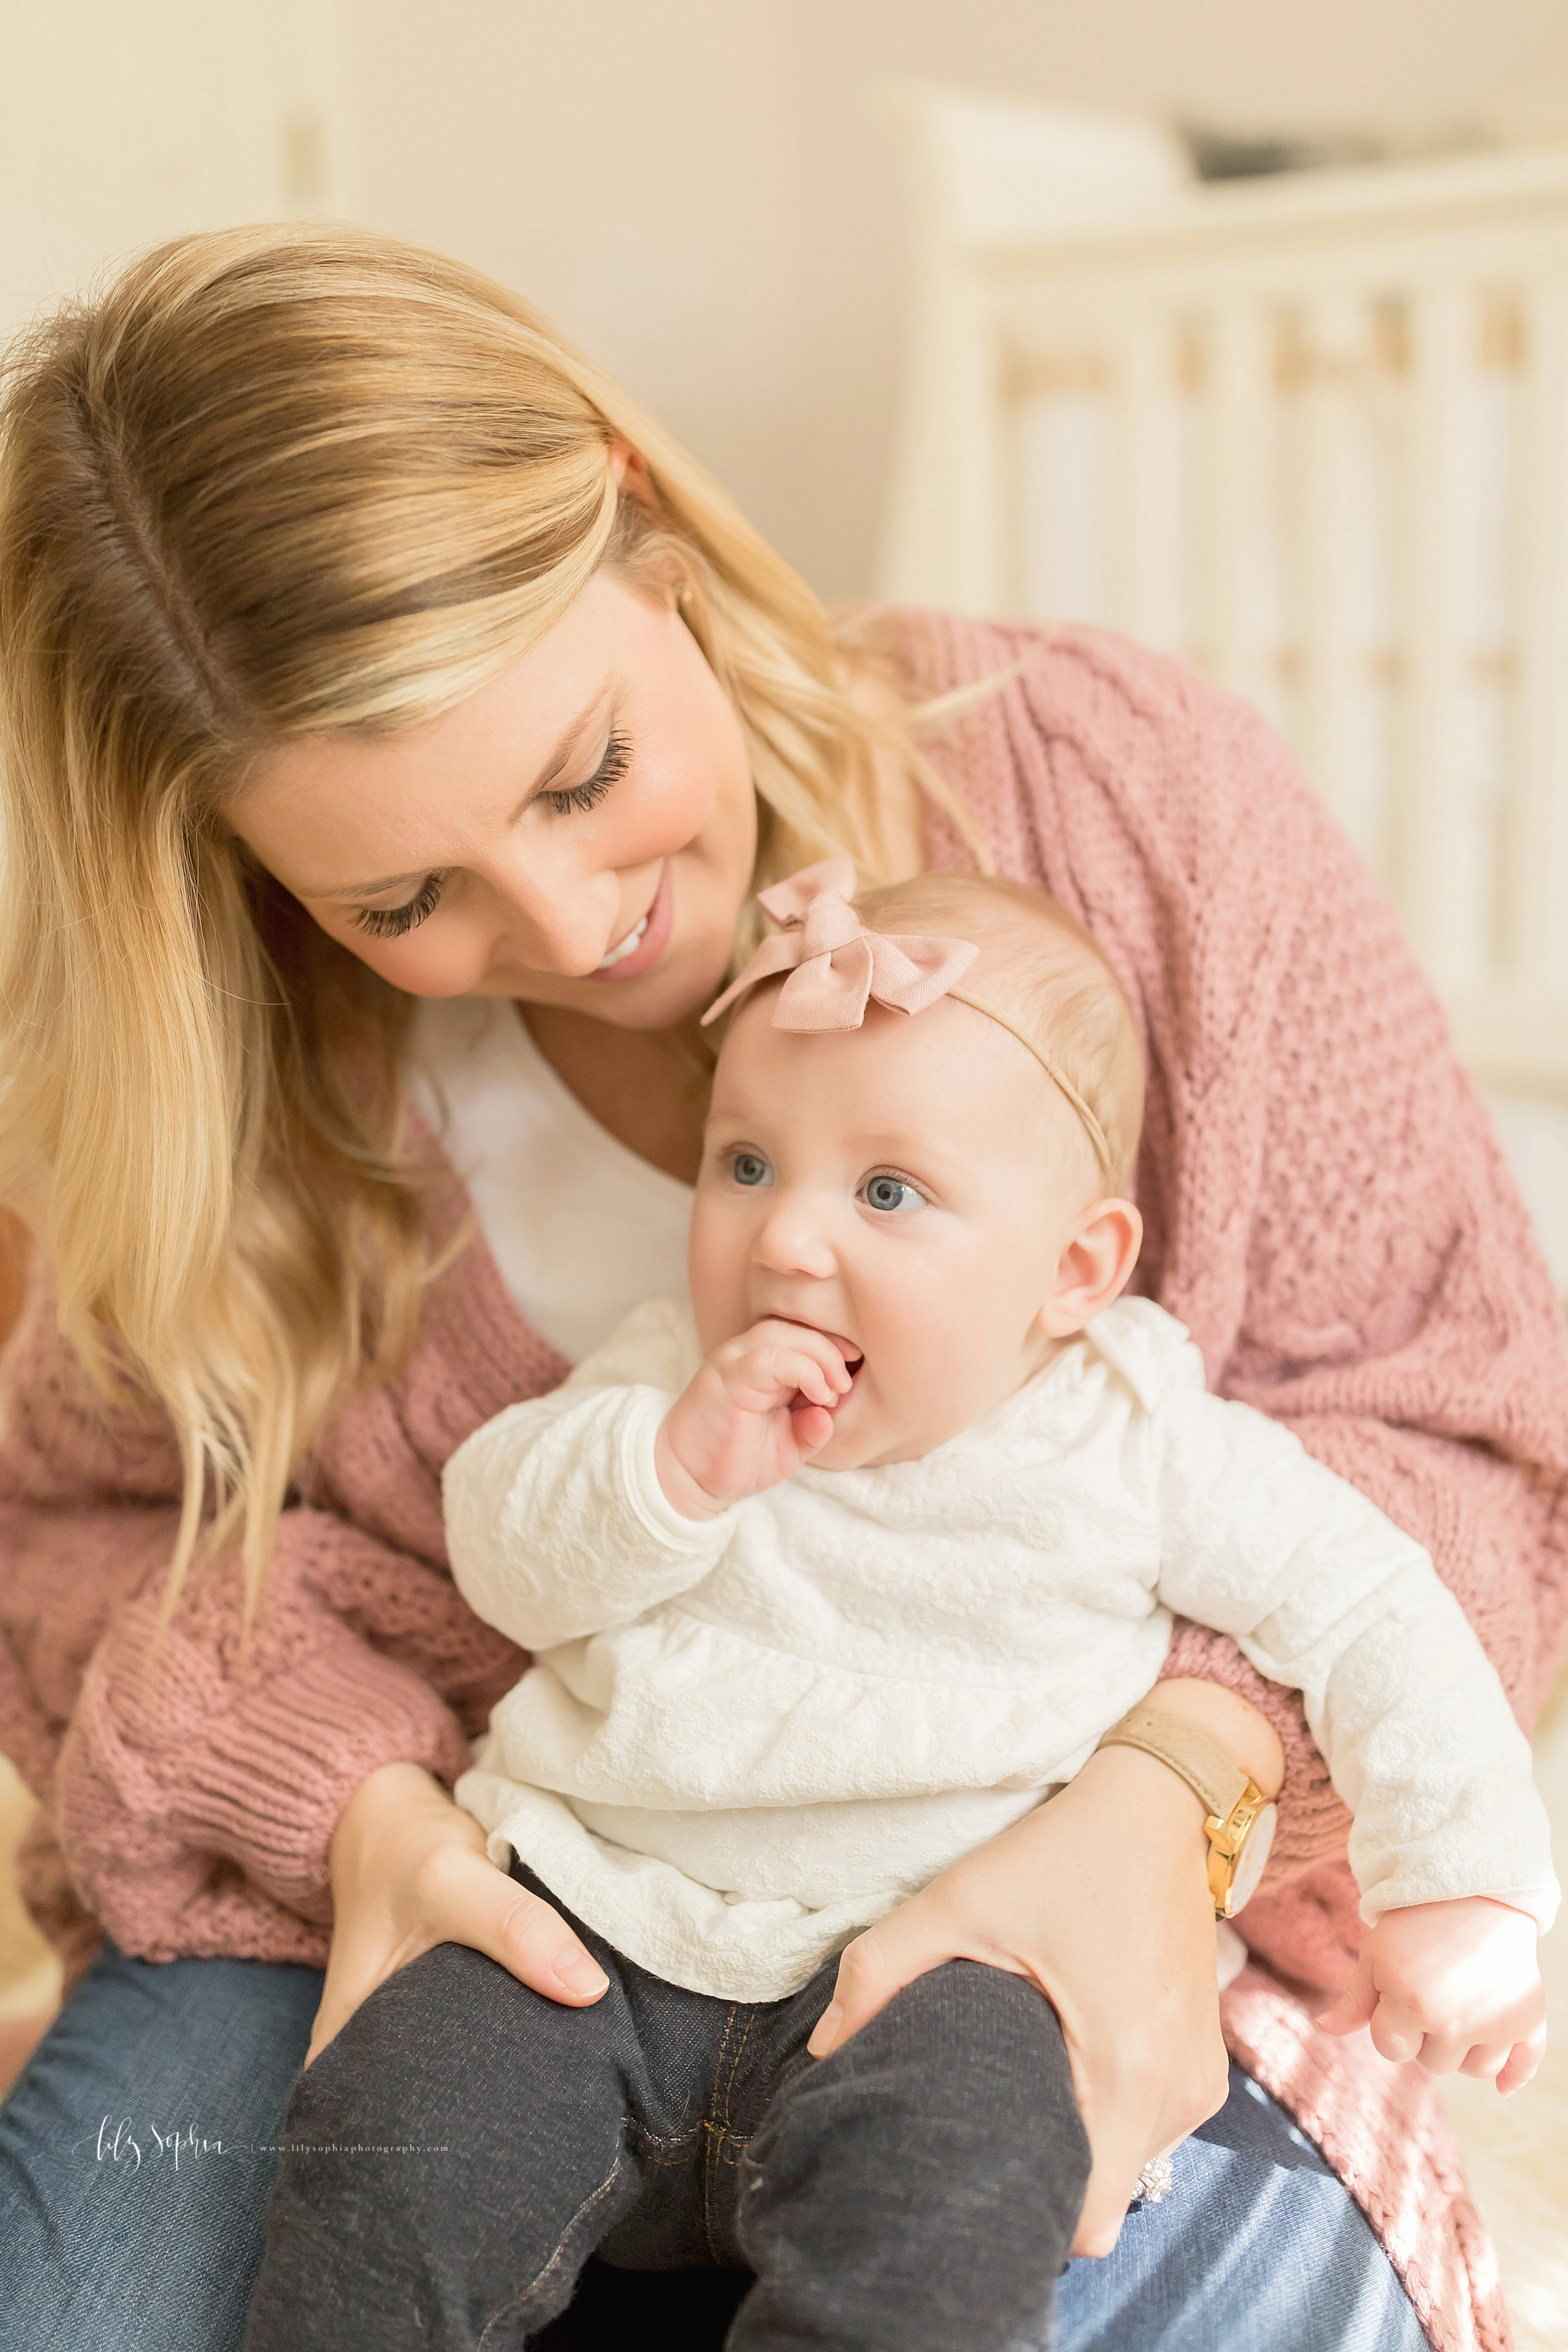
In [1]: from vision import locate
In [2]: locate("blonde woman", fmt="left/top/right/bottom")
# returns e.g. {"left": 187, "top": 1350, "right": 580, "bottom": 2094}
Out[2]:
{"left": 0, "top": 226, "right": 1562, "bottom": 2352}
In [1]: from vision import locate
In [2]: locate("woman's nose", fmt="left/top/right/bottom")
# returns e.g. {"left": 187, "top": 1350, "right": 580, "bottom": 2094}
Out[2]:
{"left": 487, "top": 856, "right": 620, "bottom": 976}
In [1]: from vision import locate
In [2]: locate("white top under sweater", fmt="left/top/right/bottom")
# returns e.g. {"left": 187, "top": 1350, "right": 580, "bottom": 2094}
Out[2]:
{"left": 447, "top": 1292, "right": 1560, "bottom": 2003}
{"left": 406, "top": 995, "right": 693, "bottom": 1364}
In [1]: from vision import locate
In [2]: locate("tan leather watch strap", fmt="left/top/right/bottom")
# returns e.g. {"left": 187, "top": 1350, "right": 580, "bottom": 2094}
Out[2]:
{"left": 1094, "top": 1705, "right": 1250, "bottom": 1823}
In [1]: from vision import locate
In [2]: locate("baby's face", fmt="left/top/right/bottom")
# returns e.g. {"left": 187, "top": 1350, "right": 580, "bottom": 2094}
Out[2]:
{"left": 689, "top": 992, "right": 1096, "bottom": 1469}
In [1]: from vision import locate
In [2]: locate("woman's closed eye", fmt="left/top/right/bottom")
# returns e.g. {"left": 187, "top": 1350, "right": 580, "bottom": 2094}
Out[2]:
{"left": 355, "top": 871, "right": 447, "bottom": 940}
{"left": 351, "top": 732, "right": 634, "bottom": 938}
{"left": 859, "top": 1170, "right": 926, "bottom": 1216}
{"left": 542, "top": 728, "right": 632, "bottom": 817}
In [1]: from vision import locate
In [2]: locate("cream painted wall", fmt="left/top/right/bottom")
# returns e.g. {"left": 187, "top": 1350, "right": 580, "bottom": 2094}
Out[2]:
{"left": 0, "top": 0, "right": 352, "bottom": 346}
{"left": 343, "top": 0, "right": 1568, "bottom": 597}
{"left": 8, "top": 1, "right": 1568, "bottom": 594}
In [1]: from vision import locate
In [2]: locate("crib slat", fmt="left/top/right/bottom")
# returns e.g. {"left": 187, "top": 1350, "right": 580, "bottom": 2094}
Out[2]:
{"left": 1509, "top": 280, "right": 1568, "bottom": 997}
{"left": 1199, "top": 306, "right": 1273, "bottom": 704}
{"left": 1293, "top": 300, "right": 1372, "bottom": 853}
{"left": 1389, "top": 289, "right": 1473, "bottom": 981}
{"left": 1110, "top": 317, "right": 1166, "bottom": 642}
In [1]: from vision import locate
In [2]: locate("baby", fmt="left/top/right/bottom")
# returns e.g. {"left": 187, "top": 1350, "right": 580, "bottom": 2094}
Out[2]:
{"left": 260, "top": 864, "right": 1557, "bottom": 2351}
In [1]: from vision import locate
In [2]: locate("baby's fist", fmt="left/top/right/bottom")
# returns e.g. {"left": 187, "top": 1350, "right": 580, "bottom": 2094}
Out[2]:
{"left": 1318, "top": 1896, "right": 1545, "bottom": 2093}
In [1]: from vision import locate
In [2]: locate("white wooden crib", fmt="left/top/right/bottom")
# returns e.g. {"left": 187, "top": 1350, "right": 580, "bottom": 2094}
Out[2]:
{"left": 877, "top": 90, "right": 1568, "bottom": 1284}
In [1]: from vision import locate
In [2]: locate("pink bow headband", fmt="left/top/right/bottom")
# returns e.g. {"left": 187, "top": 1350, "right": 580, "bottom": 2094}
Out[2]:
{"left": 702, "top": 859, "right": 1113, "bottom": 1178}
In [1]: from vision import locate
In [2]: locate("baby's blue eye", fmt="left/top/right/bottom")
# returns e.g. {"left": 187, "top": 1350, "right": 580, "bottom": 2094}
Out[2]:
{"left": 861, "top": 1173, "right": 924, "bottom": 1216}
{"left": 731, "top": 1152, "right": 772, "bottom": 1189}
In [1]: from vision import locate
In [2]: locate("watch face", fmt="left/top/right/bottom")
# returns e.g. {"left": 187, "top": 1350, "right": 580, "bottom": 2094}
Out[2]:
{"left": 1229, "top": 1802, "right": 1277, "bottom": 1915}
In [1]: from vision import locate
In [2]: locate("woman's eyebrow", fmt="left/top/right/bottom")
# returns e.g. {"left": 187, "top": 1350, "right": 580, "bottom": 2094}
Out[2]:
{"left": 312, "top": 693, "right": 608, "bottom": 903}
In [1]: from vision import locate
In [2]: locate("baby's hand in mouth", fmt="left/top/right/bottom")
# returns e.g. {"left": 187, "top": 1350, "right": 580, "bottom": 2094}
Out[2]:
{"left": 654, "top": 1319, "right": 861, "bottom": 1518}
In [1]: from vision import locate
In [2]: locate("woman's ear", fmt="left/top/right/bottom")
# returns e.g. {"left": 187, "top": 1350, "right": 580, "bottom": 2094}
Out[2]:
{"left": 608, "top": 435, "right": 659, "bottom": 514}
{"left": 1038, "top": 1197, "right": 1144, "bottom": 1338}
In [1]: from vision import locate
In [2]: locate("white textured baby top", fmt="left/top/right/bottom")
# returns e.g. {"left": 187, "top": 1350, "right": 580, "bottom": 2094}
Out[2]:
{"left": 406, "top": 995, "right": 694, "bottom": 1364}
{"left": 447, "top": 1294, "right": 1558, "bottom": 2002}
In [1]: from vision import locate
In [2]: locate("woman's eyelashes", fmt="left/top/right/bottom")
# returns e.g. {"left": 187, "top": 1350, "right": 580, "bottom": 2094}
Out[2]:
{"left": 351, "top": 731, "right": 635, "bottom": 937}
{"left": 543, "top": 728, "right": 632, "bottom": 817}
{"left": 355, "top": 871, "right": 447, "bottom": 940}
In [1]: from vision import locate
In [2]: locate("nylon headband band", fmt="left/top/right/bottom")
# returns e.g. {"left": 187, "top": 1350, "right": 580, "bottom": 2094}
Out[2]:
{"left": 946, "top": 988, "right": 1114, "bottom": 1180}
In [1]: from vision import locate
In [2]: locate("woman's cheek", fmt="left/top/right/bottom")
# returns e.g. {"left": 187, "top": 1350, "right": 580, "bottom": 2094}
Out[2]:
{"left": 633, "top": 745, "right": 721, "bottom": 864}
{"left": 331, "top": 916, "right": 492, "bottom": 999}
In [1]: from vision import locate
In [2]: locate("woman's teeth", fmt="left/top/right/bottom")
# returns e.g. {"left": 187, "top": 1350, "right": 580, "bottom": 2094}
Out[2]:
{"left": 596, "top": 913, "right": 649, "bottom": 971}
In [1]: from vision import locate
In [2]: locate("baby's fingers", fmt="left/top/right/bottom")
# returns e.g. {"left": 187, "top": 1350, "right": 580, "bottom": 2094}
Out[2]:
{"left": 790, "top": 1401, "right": 836, "bottom": 1454}
{"left": 1367, "top": 1996, "right": 1429, "bottom": 2067}
{"left": 1497, "top": 2027, "right": 1547, "bottom": 2097}
{"left": 1458, "top": 2042, "right": 1515, "bottom": 2083}
{"left": 787, "top": 1354, "right": 844, "bottom": 1408}
{"left": 1317, "top": 1952, "right": 1375, "bottom": 2039}
{"left": 751, "top": 1322, "right": 852, "bottom": 1397}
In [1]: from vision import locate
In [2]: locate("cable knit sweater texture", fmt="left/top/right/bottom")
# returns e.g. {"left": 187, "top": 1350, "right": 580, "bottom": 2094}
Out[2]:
{"left": 2, "top": 616, "right": 1566, "bottom": 2351}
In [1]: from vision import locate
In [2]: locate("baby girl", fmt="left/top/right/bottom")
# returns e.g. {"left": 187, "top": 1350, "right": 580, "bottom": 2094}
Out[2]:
{"left": 252, "top": 864, "right": 1556, "bottom": 2352}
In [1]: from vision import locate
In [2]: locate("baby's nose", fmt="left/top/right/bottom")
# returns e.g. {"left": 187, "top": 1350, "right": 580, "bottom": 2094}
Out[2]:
{"left": 751, "top": 1198, "right": 836, "bottom": 1280}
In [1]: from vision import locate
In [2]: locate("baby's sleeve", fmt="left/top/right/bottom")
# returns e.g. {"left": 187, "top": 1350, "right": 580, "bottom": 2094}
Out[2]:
{"left": 1152, "top": 1377, "right": 1560, "bottom": 1930}
{"left": 442, "top": 1295, "right": 734, "bottom": 1651}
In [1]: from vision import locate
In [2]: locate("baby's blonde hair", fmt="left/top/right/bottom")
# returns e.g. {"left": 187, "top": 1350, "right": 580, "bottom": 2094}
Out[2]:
{"left": 854, "top": 873, "right": 1145, "bottom": 1194}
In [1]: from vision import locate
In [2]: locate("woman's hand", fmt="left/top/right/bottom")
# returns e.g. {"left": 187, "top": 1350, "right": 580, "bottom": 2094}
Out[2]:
{"left": 305, "top": 1761, "right": 608, "bottom": 2066}
{"left": 807, "top": 1680, "right": 1285, "bottom": 2257}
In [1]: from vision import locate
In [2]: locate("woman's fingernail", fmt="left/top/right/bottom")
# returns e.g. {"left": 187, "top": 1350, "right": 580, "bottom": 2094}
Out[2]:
{"left": 557, "top": 1952, "right": 610, "bottom": 1997}
{"left": 808, "top": 2002, "right": 842, "bottom": 2055}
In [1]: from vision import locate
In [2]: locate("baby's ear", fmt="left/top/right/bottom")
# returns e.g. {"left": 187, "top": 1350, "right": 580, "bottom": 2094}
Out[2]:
{"left": 1038, "top": 1199, "right": 1143, "bottom": 1338}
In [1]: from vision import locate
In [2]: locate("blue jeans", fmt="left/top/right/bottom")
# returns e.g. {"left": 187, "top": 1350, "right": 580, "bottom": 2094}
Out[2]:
{"left": 0, "top": 1941, "right": 1430, "bottom": 2351}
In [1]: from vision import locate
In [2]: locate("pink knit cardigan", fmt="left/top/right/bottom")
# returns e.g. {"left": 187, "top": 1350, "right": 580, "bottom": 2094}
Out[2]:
{"left": 3, "top": 617, "right": 1566, "bottom": 2349}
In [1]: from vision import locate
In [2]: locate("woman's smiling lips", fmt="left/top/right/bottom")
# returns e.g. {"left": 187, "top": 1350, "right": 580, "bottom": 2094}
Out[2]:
{"left": 591, "top": 859, "right": 674, "bottom": 983}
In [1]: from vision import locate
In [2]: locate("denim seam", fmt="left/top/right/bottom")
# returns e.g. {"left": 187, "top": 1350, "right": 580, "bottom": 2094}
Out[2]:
{"left": 720, "top": 2007, "right": 756, "bottom": 2134}
{"left": 477, "top": 2156, "right": 625, "bottom": 2349}
{"left": 702, "top": 2001, "right": 756, "bottom": 2262}
{"left": 626, "top": 2115, "right": 704, "bottom": 2167}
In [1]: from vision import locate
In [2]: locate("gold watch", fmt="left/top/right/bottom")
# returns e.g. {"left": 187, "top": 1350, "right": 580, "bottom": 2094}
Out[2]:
{"left": 1096, "top": 1705, "right": 1277, "bottom": 1919}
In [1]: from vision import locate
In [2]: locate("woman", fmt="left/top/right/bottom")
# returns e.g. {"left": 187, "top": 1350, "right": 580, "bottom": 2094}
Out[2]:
{"left": 0, "top": 223, "right": 1562, "bottom": 2352}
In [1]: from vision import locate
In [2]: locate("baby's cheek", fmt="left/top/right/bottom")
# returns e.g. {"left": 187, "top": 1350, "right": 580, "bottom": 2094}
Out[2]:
{"left": 687, "top": 1204, "right": 749, "bottom": 1348}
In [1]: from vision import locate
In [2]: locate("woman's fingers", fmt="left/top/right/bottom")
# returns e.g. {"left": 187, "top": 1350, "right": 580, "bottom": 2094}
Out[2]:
{"left": 493, "top": 1879, "right": 610, "bottom": 2003}
{"left": 1070, "top": 2114, "right": 1157, "bottom": 2258}
{"left": 1070, "top": 2026, "right": 1227, "bottom": 2255}
{"left": 310, "top": 1776, "right": 610, "bottom": 2070}
{"left": 420, "top": 1842, "right": 608, "bottom": 2004}
{"left": 808, "top": 1913, "right": 995, "bottom": 2058}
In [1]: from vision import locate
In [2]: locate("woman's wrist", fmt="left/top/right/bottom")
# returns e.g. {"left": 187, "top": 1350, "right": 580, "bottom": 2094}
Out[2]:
{"left": 1062, "top": 1740, "right": 1216, "bottom": 1873}
{"left": 1140, "top": 1677, "right": 1286, "bottom": 1800}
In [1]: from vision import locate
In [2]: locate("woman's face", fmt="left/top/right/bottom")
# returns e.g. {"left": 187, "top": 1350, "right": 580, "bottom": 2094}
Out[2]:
{"left": 230, "top": 569, "right": 758, "bottom": 1030}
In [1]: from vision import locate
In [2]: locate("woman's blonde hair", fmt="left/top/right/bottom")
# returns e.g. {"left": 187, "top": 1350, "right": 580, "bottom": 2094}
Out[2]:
{"left": 0, "top": 222, "right": 983, "bottom": 1631}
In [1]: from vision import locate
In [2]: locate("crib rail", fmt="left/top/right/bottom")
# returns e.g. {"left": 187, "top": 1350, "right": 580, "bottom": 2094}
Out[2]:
{"left": 879, "top": 97, "right": 1568, "bottom": 1099}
